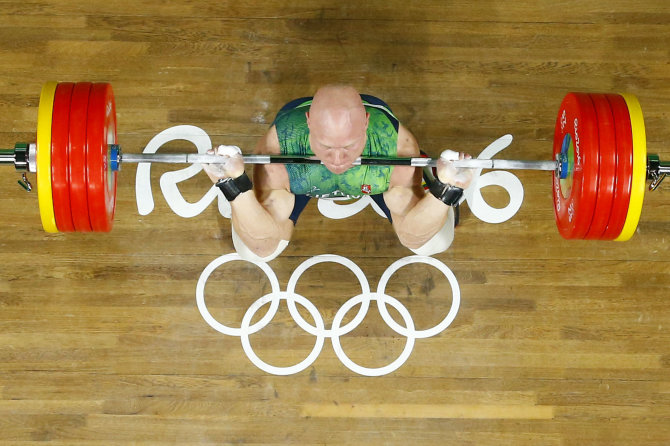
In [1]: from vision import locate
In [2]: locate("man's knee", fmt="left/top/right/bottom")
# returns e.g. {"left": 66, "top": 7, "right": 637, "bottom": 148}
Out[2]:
{"left": 231, "top": 226, "right": 290, "bottom": 263}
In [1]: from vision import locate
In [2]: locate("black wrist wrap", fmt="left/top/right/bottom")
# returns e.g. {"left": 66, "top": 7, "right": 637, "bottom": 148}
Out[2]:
{"left": 216, "top": 172, "right": 253, "bottom": 201}
{"left": 429, "top": 178, "right": 464, "bottom": 207}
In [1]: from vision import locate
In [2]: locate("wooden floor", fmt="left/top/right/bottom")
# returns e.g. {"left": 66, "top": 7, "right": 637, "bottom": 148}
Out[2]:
{"left": 1, "top": 1, "right": 670, "bottom": 444}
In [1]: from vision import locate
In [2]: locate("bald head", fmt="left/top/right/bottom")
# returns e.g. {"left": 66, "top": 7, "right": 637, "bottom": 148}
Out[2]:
{"left": 307, "top": 85, "right": 369, "bottom": 174}
{"left": 309, "top": 85, "right": 367, "bottom": 134}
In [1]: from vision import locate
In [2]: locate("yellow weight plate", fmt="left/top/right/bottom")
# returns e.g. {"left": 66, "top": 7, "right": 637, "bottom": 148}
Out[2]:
{"left": 615, "top": 93, "right": 647, "bottom": 241}
{"left": 36, "top": 81, "right": 59, "bottom": 233}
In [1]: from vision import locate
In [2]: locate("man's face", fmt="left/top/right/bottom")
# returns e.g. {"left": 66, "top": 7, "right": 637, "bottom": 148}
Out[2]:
{"left": 308, "top": 112, "right": 369, "bottom": 174}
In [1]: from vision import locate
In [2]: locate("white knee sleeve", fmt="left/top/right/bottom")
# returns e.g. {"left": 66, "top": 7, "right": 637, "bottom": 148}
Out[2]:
{"left": 231, "top": 226, "right": 289, "bottom": 263}
{"left": 409, "top": 206, "right": 455, "bottom": 257}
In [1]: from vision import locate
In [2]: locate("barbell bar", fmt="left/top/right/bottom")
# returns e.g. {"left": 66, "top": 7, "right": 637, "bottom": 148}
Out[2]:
{"left": 1, "top": 143, "right": 560, "bottom": 171}
{"left": 0, "top": 81, "right": 668, "bottom": 240}
{"left": 116, "top": 151, "right": 560, "bottom": 171}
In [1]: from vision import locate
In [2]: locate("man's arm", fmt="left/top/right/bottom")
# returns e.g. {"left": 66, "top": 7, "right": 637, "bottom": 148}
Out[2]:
{"left": 203, "top": 126, "right": 295, "bottom": 258}
{"left": 383, "top": 124, "right": 472, "bottom": 250}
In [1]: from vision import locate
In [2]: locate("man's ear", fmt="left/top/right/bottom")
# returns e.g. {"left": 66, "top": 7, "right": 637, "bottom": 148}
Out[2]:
{"left": 306, "top": 111, "right": 311, "bottom": 128}
{"left": 364, "top": 112, "right": 370, "bottom": 130}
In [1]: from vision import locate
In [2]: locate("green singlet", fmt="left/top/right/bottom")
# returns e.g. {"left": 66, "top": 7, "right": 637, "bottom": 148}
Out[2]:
{"left": 273, "top": 95, "right": 400, "bottom": 198}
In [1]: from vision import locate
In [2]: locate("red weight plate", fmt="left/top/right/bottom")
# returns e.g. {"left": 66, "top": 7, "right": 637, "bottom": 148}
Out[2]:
{"left": 553, "top": 92, "right": 600, "bottom": 239}
{"left": 86, "top": 83, "right": 117, "bottom": 232}
{"left": 602, "top": 94, "right": 633, "bottom": 240}
{"left": 68, "top": 82, "right": 93, "bottom": 232}
{"left": 50, "top": 82, "right": 75, "bottom": 232}
{"left": 585, "top": 94, "right": 617, "bottom": 239}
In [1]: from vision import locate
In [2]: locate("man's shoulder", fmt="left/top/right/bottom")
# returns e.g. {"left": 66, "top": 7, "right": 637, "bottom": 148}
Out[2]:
{"left": 363, "top": 96, "right": 400, "bottom": 133}
{"left": 254, "top": 125, "right": 281, "bottom": 155}
{"left": 273, "top": 97, "right": 312, "bottom": 125}
{"left": 396, "top": 124, "right": 420, "bottom": 157}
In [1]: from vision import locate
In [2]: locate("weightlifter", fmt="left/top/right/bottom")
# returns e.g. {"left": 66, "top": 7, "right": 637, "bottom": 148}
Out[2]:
{"left": 203, "top": 85, "right": 474, "bottom": 261}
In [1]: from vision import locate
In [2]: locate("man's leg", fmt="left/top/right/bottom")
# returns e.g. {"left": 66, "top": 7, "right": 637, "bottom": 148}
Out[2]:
{"left": 408, "top": 206, "right": 455, "bottom": 256}
{"left": 231, "top": 195, "right": 311, "bottom": 262}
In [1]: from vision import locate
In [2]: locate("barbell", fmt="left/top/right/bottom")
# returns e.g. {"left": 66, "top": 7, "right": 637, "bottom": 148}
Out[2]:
{"left": 1, "top": 81, "right": 668, "bottom": 240}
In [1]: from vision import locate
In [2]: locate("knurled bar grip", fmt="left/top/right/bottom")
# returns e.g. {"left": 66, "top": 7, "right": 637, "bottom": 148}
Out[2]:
{"left": 119, "top": 152, "right": 559, "bottom": 171}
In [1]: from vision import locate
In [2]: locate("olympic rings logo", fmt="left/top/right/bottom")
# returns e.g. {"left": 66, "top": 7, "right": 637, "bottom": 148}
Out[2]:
{"left": 196, "top": 253, "right": 460, "bottom": 376}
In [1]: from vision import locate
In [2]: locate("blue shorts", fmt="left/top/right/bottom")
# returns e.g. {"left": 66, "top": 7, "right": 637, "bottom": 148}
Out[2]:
{"left": 289, "top": 194, "right": 393, "bottom": 224}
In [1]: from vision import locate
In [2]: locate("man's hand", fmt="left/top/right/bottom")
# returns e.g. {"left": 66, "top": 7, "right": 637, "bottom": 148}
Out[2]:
{"left": 202, "top": 145, "right": 246, "bottom": 183}
{"left": 436, "top": 150, "right": 474, "bottom": 189}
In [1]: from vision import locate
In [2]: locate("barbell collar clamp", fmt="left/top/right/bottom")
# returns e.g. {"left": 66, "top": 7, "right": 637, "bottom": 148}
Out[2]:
{"left": 0, "top": 143, "right": 34, "bottom": 172}
{"left": 110, "top": 144, "right": 121, "bottom": 172}
{"left": 556, "top": 152, "right": 568, "bottom": 179}
{"left": 647, "top": 154, "right": 670, "bottom": 191}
